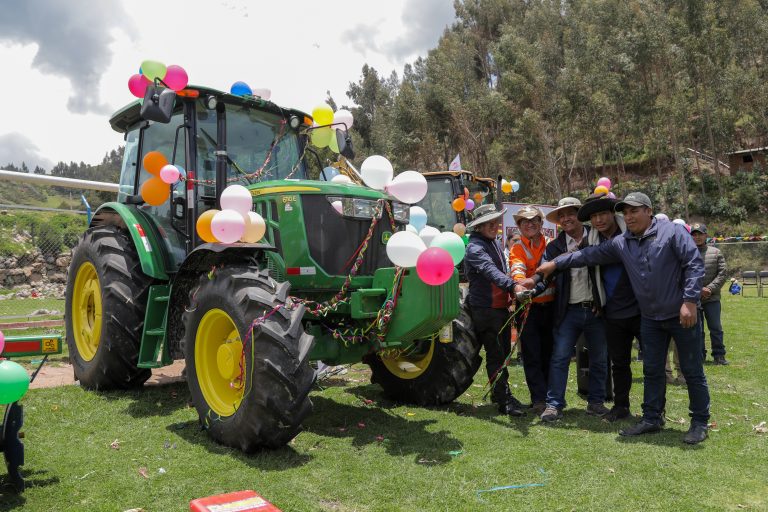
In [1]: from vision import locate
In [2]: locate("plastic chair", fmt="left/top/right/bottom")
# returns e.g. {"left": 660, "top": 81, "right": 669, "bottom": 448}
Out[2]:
{"left": 741, "top": 271, "right": 758, "bottom": 296}
{"left": 759, "top": 270, "right": 768, "bottom": 298}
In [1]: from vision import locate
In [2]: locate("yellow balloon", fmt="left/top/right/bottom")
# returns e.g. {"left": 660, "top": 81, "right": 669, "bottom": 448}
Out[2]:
{"left": 501, "top": 180, "right": 512, "bottom": 193}
{"left": 140, "top": 177, "right": 170, "bottom": 206}
{"left": 196, "top": 209, "right": 220, "bottom": 243}
{"left": 312, "top": 103, "right": 334, "bottom": 125}
{"left": 310, "top": 126, "right": 332, "bottom": 148}
{"left": 594, "top": 185, "right": 609, "bottom": 195}
{"left": 241, "top": 212, "right": 266, "bottom": 243}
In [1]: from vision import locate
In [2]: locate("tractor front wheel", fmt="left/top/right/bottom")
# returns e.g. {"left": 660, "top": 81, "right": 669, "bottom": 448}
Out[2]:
{"left": 182, "top": 267, "right": 314, "bottom": 451}
{"left": 65, "top": 225, "right": 151, "bottom": 389}
{"left": 367, "top": 303, "right": 481, "bottom": 405}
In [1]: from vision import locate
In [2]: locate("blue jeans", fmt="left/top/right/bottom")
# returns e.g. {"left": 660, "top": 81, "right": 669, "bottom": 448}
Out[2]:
{"left": 640, "top": 317, "right": 711, "bottom": 426}
{"left": 546, "top": 305, "right": 608, "bottom": 409}
{"left": 699, "top": 300, "right": 725, "bottom": 357}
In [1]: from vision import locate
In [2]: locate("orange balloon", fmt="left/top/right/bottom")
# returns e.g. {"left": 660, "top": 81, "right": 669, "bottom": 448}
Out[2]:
{"left": 143, "top": 151, "right": 168, "bottom": 176}
{"left": 196, "top": 209, "right": 220, "bottom": 243}
{"left": 473, "top": 192, "right": 483, "bottom": 203}
{"left": 140, "top": 177, "right": 170, "bottom": 206}
{"left": 452, "top": 197, "right": 466, "bottom": 212}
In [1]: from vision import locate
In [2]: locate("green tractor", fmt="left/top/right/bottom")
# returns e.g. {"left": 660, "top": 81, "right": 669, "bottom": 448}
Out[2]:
{"left": 65, "top": 84, "right": 481, "bottom": 451}
{"left": 416, "top": 170, "right": 497, "bottom": 231}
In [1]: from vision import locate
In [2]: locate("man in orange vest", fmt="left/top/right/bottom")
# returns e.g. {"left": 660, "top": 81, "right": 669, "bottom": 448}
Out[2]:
{"left": 509, "top": 206, "right": 555, "bottom": 415}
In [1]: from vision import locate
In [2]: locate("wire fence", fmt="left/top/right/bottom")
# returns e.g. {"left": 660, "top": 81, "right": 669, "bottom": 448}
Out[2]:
{"left": 0, "top": 206, "right": 87, "bottom": 338}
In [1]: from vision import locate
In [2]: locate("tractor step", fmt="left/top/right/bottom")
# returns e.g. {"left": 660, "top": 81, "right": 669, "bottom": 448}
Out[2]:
{"left": 138, "top": 285, "right": 172, "bottom": 369}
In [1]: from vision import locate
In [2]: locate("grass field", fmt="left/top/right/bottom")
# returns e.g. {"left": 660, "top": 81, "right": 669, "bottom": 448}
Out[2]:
{"left": 1, "top": 293, "right": 766, "bottom": 511}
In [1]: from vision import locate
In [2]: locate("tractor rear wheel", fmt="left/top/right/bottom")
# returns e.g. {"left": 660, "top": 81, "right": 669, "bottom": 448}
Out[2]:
{"left": 182, "top": 267, "right": 314, "bottom": 451}
{"left": 65, "top": 225, "right": 152, "bottom": 389}
{"left": 367, "top": 303, "right": 481, "bottom": 405}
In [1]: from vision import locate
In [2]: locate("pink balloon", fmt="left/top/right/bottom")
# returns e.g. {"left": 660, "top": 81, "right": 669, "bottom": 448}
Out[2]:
{"left": 416, "top": 247, "right": 455, "bottom": 286}
{"left": 159, "top": 164, "right": 181, "bottom": 184}
{"left": 597, "top": 177, "right": 612, "bottom": 189}
{"left": 211, "top": 209, "right": 246, "bottom": 244}
{"left": 164, "top": 65, "right": 189, "bottom": 91}
{"left": 0, "top": 329, "right": 5, "bottom": 354}
{"left": 128, "top": 74, "right": 151, "bottom": 98}
{"left": 465, "top": 199, "right": 475, "bottom": 211}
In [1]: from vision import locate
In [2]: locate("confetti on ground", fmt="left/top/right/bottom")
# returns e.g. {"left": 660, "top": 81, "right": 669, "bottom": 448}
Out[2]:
{"left": 448, "top": 450, "right": 463, "bottom": 457}
{"left": 158, "top": 468, "right": 167, "bottom": 475}
{"left": 406, "top": 412, "right": 416, "bottom": 417}
{"left": 476, "top": 469, "right": 547, "bottom": 499}
{"left": 338, "top": 427, "right": 347, "bottom": 432}
{"left": 110, "top": 439, "right": 120, "bottom": 450}
{"left": 418, "top": 458, "right": 438, "bottom": 464}
{"left": 753, "top": 421, "right": 767, "bottom": 434}
{"left": 375, "top": 435, "right": 385, "bottom": 442}
{"left": 138, "top": 467, "right": 149, "bottom": 479}
{"left": 357, "top": 422, "right": 366, "bottom": 429}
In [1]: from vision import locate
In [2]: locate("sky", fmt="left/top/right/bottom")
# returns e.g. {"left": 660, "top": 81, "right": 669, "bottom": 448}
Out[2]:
{"left": 0, "top": 0, "right": 455, "bottom": 171}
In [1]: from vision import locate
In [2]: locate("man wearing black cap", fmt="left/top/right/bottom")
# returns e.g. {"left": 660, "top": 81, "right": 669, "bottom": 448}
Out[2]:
{"left": 464, "top": 204, "right": 525, "bottom": 416}
{"left": 536, "top": 192, "right": 710, "bottom": 444}
{"left": 691, "top": 223, "right": 728, "bottom": 365}
{"left": 577, "top": 193, "right": 641, "bottom": 422}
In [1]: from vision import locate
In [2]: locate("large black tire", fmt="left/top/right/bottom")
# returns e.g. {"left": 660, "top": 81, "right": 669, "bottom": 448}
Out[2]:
{"left": 182, "top": 267, "right": 314, "bottom": 452}
{"left": 65, "top": 225, "right": 152, "bottom": 389}
{"left": 367, "top": 303, "right": 481, "bottom": 405}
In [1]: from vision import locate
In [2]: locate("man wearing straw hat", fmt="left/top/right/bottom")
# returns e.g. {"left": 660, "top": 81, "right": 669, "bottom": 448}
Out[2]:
{"left": 464, "top": 204, "right": 525, "bottom": 417}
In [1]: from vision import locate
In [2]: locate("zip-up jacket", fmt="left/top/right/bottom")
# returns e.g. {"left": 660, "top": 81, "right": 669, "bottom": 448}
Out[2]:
{"left": 508, "top": 235, "right": 554, "bottom": 304}
{"left": 595, "top": 227, "right": 640, "bottom": 320}
{"left": 698, "top": 244, "right": 727, "bottom": 303}
{"left": 554, "top": 218, "right": 704, "bottom": 321}
{"left": 464, "top": 232, "right": 514, "bottom": 309}
{"left": 541, "top": 227, "right": 602, "bottom": 326}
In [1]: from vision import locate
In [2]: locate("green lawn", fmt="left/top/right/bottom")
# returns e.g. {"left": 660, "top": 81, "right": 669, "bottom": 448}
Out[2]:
{"left": 2, "top": 293, "right": 767, "bottom": 511}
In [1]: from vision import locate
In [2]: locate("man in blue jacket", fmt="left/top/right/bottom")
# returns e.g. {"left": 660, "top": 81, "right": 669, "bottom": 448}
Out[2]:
{"left": 536, "top": 192, "right": 710, "bottom": 444}
{"left": 464, "top": 204, "right": 525, "bottom": 417}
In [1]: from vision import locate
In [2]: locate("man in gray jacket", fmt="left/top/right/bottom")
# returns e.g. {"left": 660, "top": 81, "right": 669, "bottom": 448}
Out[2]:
{"left": 691, "top": 223, "right": 728, "bottom": 365}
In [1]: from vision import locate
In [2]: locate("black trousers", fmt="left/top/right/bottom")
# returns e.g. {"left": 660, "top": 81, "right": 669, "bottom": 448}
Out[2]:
{"left": 471, "top": 307, "right": 512, "bottom": 404}
{"left": 604, "top": 314, "right": 641, "bottom": 408}
{"left": 519, "top": 302, "right": 554, "bottom": 404}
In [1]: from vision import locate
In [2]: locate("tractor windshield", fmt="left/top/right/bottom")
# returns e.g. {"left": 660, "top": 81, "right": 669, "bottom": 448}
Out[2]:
{"left": 196, "top": 102, "right": 306, "bottom": 185}
{"left": 415, "top": 177, "right": 457, "bottom": 231}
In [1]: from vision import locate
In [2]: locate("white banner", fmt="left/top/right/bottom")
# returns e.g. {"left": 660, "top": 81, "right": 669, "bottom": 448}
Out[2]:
{"left": 502, "top": 202, "right": 558, "bottom": 240}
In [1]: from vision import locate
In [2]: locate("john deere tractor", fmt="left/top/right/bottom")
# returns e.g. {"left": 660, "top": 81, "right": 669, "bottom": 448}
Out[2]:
{"left": 65, "top": 84, "right": 481, "bottom": 451}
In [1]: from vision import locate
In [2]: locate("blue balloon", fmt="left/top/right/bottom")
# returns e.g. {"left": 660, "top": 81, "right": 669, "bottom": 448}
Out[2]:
{"left": 320, "top": 166, "right": 339, "bottom": 181}
{"left": 230, "top": 81, "right": 252, "bottom": 96}
{"left": 409, "top": 207, "right": 428, "bottom": 232}
{"left": 511, "top": 180, "right": 520, "bottom": 192}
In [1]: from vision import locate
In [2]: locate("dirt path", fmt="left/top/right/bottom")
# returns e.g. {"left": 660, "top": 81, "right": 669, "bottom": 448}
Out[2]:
{"left": 30, "top": 360, "right": 187, "bottom": 389}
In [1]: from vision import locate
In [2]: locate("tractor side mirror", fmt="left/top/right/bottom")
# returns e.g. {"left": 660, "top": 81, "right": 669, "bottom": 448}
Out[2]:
{"left": 140, "top": 85, "right": 176, "bottom": 124}
{"left": 337, "top": 129, "right": 354, "bottom": 159}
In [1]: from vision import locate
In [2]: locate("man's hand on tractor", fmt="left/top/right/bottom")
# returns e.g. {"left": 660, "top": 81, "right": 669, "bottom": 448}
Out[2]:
{"left": 680, "top": 302, "right": 697, "bottom": 328}
{"left": 701, "top": 287, "right": 712, "bottom": 299}
{"left": 535, "top": 261, "right": 556, "bottom": 278}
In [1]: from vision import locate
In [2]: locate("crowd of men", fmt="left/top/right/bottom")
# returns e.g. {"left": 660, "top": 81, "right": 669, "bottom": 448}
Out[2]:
{"left": 463, "top": 192, "right": 729, "bottom": 445}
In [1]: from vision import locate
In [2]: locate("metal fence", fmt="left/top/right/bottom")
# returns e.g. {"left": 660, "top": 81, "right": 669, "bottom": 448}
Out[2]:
{"left": 0, "top": 205, "right": 87, "bottom": 337}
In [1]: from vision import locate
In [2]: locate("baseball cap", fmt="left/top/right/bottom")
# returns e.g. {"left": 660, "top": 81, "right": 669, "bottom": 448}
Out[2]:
{"left": 615, "top": 192, "right": 652, "bottom": 212}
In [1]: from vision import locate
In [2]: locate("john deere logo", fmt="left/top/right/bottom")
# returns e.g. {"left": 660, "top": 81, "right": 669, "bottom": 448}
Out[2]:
{"left": 381, "top": 231, "right": 392, "bottom": 244}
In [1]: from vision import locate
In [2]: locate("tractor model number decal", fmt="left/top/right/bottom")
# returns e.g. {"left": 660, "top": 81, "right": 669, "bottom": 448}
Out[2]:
{"left": 282, "top": 195, "right": 298, "bottom": 203}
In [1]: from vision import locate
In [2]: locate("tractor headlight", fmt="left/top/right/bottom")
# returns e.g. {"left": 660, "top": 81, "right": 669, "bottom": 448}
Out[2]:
{"left": 392, "top": 202, "right": 409, "bottom": 223}
{"left": 326, "top": 196, "right": 383, "bottom": 219}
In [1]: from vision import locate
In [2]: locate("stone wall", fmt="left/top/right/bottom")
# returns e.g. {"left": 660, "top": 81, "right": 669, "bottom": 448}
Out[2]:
{"left": 0, "top": 250, "right": 70, "bottom": 299}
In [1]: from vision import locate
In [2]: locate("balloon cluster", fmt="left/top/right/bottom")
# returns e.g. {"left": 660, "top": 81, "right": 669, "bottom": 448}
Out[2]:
{"left": 308, "top": 103, "right": 354, "bottom": 154}
{"left": 357, "top": 155, "right": 429, "bottom": 205}
{"left": 386, "top": 207, "right": 466, "bottom": 286}
{"left": 500, "top": 179, "right": 520, "bottom": 194}
{"left": 139, "top": 151, "right": 185, "bottom": 206}
{"left": 593, "top": 177, "right": 616, "bottom": 198}
{"left": 196, "top": 185, "right": 267, "bottom": 244}
{"left": 128, "top": 60, "right": 189, "bottom": 98}
{"left": 229, "top": 81, "right": 272, "bottom": 100}
{"left": 0, "top": 330, "right": 31, "bottom": 405}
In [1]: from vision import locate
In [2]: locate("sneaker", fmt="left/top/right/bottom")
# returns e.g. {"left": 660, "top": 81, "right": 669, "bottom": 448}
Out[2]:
{"left": 604, "top": 405, "right": 631, "bottom": 422}
{"left": 540, "top": 405, "right": 563, "bottom": 422}
{"left": 531, "top": 401, "right": 547, "bottom": 416}
{"left": 619, "top": 420, "right": 662, "bottom": 436}
{"left": 683, "top": 424, "right": 708, "bottom": 444}
{"left": 499, "top": 398, "right": 525, "bottom": 417}
{"left": 586, "top": 402, "right": 610, "bottom": 416}
{"left": 713, "top": 356, "right": 729, "bottom": 366}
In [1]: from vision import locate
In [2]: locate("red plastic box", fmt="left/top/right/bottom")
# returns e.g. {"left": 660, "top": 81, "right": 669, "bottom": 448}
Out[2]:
{"left": 190, "top": 490, "right": 282, "bottom": 512}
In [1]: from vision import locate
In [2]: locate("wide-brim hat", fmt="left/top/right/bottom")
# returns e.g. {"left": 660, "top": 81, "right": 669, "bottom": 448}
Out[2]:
{"left": 577, "top": 193, "right": 618, "bottom": 222}
{"left": 545, "top": 197, "right": 582, "bottom": 224}
{"left": 513, "top": 205, "right": 544, "bottom": 224}
{"left": 467, "top": 203, "right": 507, "bottom": 229}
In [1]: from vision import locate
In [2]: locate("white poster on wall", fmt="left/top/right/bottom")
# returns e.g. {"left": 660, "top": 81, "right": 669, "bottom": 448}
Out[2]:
{"left": 502, "top": 202, "right": 558, "bottom": 240}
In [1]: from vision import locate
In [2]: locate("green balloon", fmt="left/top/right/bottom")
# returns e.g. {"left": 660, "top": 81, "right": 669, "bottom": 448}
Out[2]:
{"left": 328, "top": 129, "right": 341, "bottom": 153}
{"left": 462, "top": 234, "right": 470, "bottom": 246}
{"left": 0, "top": 360, "right": 30, "bottom": 404}
{"left": 310, "top": 126, "right": 332, "bottom": 148}
{"left": 431, "top": 232, "right": 467, "bottom": 265}
{"left": 141, "top": 59, "right": 167, "bottom": 82}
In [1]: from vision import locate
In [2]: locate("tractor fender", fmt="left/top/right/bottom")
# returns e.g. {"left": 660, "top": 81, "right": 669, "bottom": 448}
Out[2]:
{"left": 89, "top": 202, "right": 170, "bottom": 280}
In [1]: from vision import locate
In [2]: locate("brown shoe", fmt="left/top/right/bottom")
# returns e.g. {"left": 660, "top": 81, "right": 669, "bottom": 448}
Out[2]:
{"left": 531, "top": 402, "right": 547, "bottom": 415}
{"left": 586, "top": 402, "right": 610, "bottom": 416}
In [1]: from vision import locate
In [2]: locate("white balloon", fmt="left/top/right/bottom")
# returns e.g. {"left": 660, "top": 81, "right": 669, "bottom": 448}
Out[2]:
{"left": 655, "top": 213, "right": 670, "bottom": 221}
{"left": 419, "top": 226, "right": 441, "bottom": 247}
{"left": 211, "top": 209, "right": 246, "bottom": 244}
{"left": 386, "top": 170, "right": 428, "bottom": 204}
{"left": 331, "top": 174, "right": 352, "bottom": 184}
{"left": 408, "top": 206, "right": 428, "bottom": 232}
{"left": 333, "top": 109, "right": 354, "bottom": 130}
{"left": 331, "top": 200, "right": 343, "bottom": 214}
{"left": 360, "top": 155, "right": 393, "bottom": 191}
{"left": 672, "top": 218, "right": 686, "bottom": 225}
{"left": 252, "top": 88, "right": 271, "bottom": 101}
{"left": 220, "top": 185, "right": 253, "bottom": 216}
{"left": 405, "top": 224, "right": 419, "bottom": 234}
{"left": 241, "top": 211, "right": 266, "bottom": 243}
{"left": 385, "top": 231, "right": 427, "bottom": 268}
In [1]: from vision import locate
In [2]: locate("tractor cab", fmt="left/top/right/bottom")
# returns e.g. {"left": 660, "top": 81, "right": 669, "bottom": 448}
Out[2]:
{"left": 414, "top": 170, "right": 496, "bottom": 230}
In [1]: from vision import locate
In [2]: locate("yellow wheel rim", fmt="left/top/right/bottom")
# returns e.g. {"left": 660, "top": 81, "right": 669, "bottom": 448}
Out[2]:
{"left": 71, "top": 261, "right": 103, "bottom": 362}
{"left": 381, "top": 339, "right": 435, "bottom": 380}
{"left": 195, "top": 309, "right": 245, "bottom": 417}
